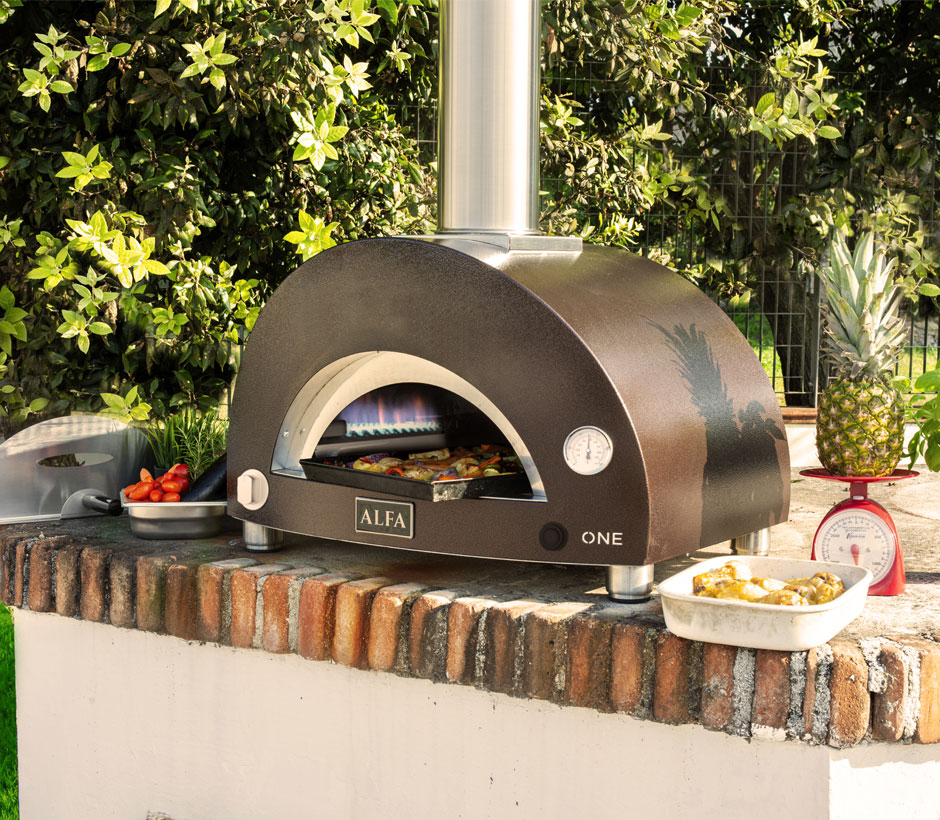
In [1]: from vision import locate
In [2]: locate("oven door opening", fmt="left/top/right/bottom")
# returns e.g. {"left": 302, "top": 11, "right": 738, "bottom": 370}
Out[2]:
{"left": 270, "top": 352, "right": 546, "bottom": 501}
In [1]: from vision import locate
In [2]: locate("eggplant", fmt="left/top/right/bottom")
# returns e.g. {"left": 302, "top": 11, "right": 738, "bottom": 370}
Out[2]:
{"left": 181, "top": 454, "right": 227, "bottom": 502}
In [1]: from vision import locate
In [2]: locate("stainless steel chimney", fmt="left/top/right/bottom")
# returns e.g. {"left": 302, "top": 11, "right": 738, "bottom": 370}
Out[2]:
{"left": 437, "top": 0, "right": 541, "bottom": 234}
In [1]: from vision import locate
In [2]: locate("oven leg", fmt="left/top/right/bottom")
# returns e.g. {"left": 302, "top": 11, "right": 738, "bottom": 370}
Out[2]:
{"left": 730, "top": 527, "right": 771, "bottom": 556}
{"left": 243, "top": 521, "right": 284, "bottom": 552}
{"left": 606, "top": 564, "right": 654, "bottom": 603}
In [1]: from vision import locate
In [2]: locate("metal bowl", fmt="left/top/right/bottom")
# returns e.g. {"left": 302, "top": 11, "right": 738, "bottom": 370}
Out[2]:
{"left": 121, "top": 492, "right": 229, "bottom": 540}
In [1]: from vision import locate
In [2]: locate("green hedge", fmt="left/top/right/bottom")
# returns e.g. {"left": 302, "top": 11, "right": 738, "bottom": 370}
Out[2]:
{"left": 1, "top": 0, "right": 938, "bottom": 429}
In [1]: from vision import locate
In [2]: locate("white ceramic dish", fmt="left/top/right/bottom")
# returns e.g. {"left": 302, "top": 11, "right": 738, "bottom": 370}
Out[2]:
{"left": 657, "top": 555, "right": 872, "bottom": 651}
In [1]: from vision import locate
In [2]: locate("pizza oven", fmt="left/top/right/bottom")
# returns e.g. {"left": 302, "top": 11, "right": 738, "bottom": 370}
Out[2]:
{"left": 226, "top": 0, "right": 790, "bottom": 601}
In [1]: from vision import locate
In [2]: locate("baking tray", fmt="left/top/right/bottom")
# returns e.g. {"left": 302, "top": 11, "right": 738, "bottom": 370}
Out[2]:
{"left": 299, "top": 458, "right": 531, "bottom": 502}
{"left": 657, "top": 555, "right": 872, "bottom": 651}
{"left": 121, "top": 492, "right": 230, "bottom": 540}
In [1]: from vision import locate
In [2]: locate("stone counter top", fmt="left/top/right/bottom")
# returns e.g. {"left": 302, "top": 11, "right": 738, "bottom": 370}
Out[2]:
{"left": 2, "top": 468, "right": 939, "bottom": 749}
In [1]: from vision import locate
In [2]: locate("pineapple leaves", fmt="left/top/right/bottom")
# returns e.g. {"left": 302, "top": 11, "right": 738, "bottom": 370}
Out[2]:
{"left": 818, "top": 229, "right": 905, "bottom": 380}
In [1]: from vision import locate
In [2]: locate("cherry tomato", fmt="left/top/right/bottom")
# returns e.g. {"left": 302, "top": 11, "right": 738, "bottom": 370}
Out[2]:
{"left": 149, "top": 489, "right": 164, "bottom": 503}
{"left": 161, "top": 479, "right": 182, "bottom": 493}
{"left": 123, "top": 484, "right": 137, "bottom": 496}
{"left": 140, "top": 468, "right": 154, "bottom": 483}
{"left": 169, "top": 463, "right": 190, "bottom": 478}
{"left": 128, "top": 482, "right": 153, "bottom": 501}
{"left": 161, "top": 492, "right": 181, "bottom": 503}
{"left": 175, "top": 476, "right": 190, "bottom": 491}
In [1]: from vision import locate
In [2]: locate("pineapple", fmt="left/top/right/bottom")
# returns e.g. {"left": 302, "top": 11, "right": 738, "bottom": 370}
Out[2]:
{"left": 815, "top": 230, "right": 907, "bottom": 476}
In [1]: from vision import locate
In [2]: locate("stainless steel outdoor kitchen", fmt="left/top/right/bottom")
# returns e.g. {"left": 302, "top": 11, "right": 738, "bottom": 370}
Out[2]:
{"left": 225, "top": 0, "right": 791, "bottom": 602}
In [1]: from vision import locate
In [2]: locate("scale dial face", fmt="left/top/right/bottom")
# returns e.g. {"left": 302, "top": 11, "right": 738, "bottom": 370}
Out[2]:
{"left": 815, "top": 508, "right": 896, "bottom": 583}
{"left": 563, "top": 426, "right": 613, "bottom": 475}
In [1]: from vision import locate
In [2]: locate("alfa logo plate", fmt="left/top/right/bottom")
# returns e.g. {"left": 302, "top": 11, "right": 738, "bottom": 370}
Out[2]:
{"left": 355, "top": 497, "right": 414, "bottom": 539}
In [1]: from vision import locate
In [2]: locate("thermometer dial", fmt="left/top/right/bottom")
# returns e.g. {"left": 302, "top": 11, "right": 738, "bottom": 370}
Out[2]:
{"left": 814, "top": 508, "right": 896, "bottom": 584}
{"left": 563, "top": 426, "right": 613, "bottom": 475}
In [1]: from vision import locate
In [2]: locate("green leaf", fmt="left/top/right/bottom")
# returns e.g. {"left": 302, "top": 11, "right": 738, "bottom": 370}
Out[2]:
{"left": 818, "top": 125, "right": 842, "bottom": 140}
{"left": 179, "top": 63, "right": 201, "bottom": 79}
{"left": 926, "top": 442, "right": 940, "bottom": 473}
{"left": 0, "top": 157, "right": 9, "bottom": 170}
{"left": 675, "top": 4, "right": 703, "bottom": 27}
{"left": 917, "top": 283, "right": 940, "bottom": 298}
{"left": 180, "top": 0, "right": 198, "bottom": 11}
{"left": 100, "top": 392, "right": 124, "bottom": 409}
{"left": 154, "top": 0, "right": 171, "bottom": 17}
{"left": 61, "top": 151, "right": 86, "bottom": 166}
{"left": 0, "top": 287, "right": 13, "bottom": 311}
{"left": 29, "top": 397, "right": 49, "bottom": 412}
{"left": 914, "top": 370, "right": 940, "bottom": 391}
{"left": 376, "top": 0, "right": 397, "bottom": 24}
{"left": 22, "top": 68, "right": 43, "bottom": 83}
{"left": 38, "top": 91, "right": 50, "bottom": 112}
{"left": 212, "top": 53, "right": 237, "bottom": 66}
{"left": 86, "top": 53, "right": 111, "bottom": 72}
{"left": 50, "top": 80, "right": 74, "bottom": 94}
{"left": 0, "top": 320, "right": 15, "bottom": 335}
{"left": 755, "top": 92, "right": 775, "bottom": 117}
{"left": 208, "top": 68, "right": 225, "bottom": 91}
{"left": 88, "top": 322, "right": 112, "bottom": 335}
{"left": 111, "top": 42, "right": 132, "bottom": 57}
{"left": 143, "top": 259, "right": 170, "bottom": 276}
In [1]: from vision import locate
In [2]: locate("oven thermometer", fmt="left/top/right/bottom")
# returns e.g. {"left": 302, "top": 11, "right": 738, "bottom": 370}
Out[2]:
{"left": 563, "top": 426, "right": 613, "bottom": 475}
{"left": 800, "top": 468, "right": 917, "bottom": 596}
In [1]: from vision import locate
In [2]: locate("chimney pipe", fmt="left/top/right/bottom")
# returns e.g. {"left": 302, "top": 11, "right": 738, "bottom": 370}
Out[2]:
{"left": 437, "top": 0, "right": 541, "bottom": 235}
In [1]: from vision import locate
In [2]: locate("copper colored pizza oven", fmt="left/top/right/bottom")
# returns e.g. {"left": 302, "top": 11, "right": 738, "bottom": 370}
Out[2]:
{"left": 226, "top": 0, "right": 790, "bottom": 601}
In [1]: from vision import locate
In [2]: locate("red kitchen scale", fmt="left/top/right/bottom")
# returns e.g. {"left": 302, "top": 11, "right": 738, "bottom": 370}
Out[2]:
{"left": 799, "top": 468, "right": 917, "bottom": 596}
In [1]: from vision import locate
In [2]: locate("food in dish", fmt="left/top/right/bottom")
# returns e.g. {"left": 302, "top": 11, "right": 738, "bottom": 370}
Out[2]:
{"left": 692, "top": 560, "right": 845, "bottom": 606}
{"left": 323, "top": 445, "right": 522, "bottom": 483}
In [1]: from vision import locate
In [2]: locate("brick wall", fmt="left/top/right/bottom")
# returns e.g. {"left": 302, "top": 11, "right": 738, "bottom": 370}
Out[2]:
{"left": 2, "top": 528, "right": 938, "bottom": 748}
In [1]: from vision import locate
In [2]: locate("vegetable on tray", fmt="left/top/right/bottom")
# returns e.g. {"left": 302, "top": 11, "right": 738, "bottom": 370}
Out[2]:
{"left": 124, "top": 463, "right": 192, "bottom": 503}
{"left": 320, "top": 445, "right": 522, "bottom": 483}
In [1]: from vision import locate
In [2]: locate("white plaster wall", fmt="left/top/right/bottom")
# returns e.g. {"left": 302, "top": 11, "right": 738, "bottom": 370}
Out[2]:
{"left": 13, "top": 611, "right": 940, "bottom": 820}
{"left": 829, "top": 745, "right": 940, "bottom": 820}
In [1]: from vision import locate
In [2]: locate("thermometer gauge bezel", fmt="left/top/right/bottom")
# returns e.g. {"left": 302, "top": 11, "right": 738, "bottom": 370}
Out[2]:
{"left": 562, "top": 426, "right": 614, "bottom": 476}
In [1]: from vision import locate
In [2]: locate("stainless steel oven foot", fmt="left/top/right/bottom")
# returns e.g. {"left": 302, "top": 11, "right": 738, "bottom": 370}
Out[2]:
{"left": 730, "top": 527, "right": 771, "bottom": 556}
{"left": 606, "top": 564, "right": 654, "bottom": 603}
{"left": 243, "top": 522, "right": 284, "bottom": 552}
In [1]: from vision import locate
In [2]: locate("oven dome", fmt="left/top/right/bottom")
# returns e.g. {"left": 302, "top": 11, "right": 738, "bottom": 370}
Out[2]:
{"left": 228, "top": 236, "right": 789, "bottom": 566}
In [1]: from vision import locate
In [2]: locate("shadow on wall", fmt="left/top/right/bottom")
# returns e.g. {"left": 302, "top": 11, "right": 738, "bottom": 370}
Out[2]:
{"left": 654, "top": 322, "right": 785, "bottom": 545}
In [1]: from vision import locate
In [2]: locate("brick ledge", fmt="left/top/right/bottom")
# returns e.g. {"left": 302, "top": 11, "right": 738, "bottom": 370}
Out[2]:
{"left": 1, "top": 528, "right": 937, "bottom": 749}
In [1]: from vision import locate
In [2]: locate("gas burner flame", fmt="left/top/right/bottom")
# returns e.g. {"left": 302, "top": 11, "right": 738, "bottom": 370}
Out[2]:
{"left": 347, "top": 420, "right": 443, "bottom": 437}
{"left": 339, "top": 387, "right": 442, "bottom": 438}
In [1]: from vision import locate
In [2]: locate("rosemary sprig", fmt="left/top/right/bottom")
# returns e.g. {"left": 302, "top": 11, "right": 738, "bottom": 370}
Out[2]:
{"left": 144, "top": 407, "right": 227, "bottom": 481}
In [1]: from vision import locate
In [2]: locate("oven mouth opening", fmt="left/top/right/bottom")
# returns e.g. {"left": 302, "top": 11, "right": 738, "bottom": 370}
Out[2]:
{"left": 270, "top": 351, "right": 546, "bottom": 501}
{"left": 301, "top": 382, "right": 533, "bottom": 502}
